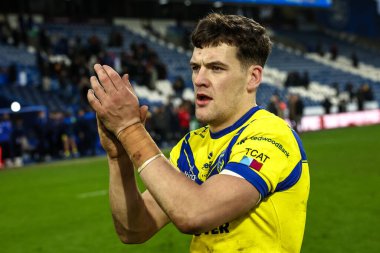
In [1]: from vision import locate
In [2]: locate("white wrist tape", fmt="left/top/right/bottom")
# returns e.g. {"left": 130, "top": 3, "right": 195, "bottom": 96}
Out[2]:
{"left": 137, "top": 153, "right": 165, "bottom": 174}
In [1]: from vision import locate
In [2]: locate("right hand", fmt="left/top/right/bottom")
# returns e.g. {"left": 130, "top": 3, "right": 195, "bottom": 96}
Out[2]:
{"left": 98, "top": 105, "right": 148, "bottom": 159}
{"left": 88, "top": 65, "right": 141, "bottom": 137}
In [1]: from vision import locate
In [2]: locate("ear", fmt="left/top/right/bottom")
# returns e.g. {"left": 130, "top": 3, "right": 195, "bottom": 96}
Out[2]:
{"left": 246, "top": 65, "right": 263, "bottom": 93}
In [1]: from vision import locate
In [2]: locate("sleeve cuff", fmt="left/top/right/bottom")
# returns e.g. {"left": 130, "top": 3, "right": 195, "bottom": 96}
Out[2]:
{"left": 224, "top": 162, "right": 270, "bottom": 198}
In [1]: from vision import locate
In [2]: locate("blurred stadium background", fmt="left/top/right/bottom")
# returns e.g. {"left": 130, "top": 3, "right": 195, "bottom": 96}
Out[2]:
{"left": 0, "top": 0, "right": 379, "bottom": 252}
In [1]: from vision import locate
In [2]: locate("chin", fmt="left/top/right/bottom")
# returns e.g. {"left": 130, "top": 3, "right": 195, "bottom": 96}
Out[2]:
{"left": 195, "top": 112, "right": 208, "bottom": 125}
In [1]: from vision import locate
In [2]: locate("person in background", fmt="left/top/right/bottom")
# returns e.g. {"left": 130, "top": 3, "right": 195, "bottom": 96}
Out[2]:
{"left": 267, "top": 94, "right": 286, "bottom": 118}
{"left": 0, "top": 114, "right": 13, "bottom": 167}
{"left": 288, "top": 94, "right": 304, "bottom": 133}
{"left": 88, "top": 13, "right": 310, "bottom": 252}
{"left": 322, "top": 97, "right": 332, "bottom": 114}
{"left": 33, "top": 110, "right": 50, "bottom": 162}
{"left": 177, "top": 100, "right": 191, "bottom": 137}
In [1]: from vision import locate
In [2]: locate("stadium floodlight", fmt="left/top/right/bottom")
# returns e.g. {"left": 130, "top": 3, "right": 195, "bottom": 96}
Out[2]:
{"left": 213, "top": 1, "right": 223, "bottom": 7}
{"left": 10, "top": 101, "right": 21, "bottom": 112}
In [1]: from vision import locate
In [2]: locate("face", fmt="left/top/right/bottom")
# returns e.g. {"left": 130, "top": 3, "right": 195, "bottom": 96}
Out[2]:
{"left": 190, "top": 44, "right": 257, "bottom": 132}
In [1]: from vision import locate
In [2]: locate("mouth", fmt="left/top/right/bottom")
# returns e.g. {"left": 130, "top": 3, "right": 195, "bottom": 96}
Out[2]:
{"left": 196, "top": 93, "right": 212, "bottom": 106}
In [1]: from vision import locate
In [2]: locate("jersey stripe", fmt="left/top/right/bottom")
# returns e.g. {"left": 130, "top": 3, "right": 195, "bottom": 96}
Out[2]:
{"left": 177, "top": 133, "right": 203, "bottom": 184}
{"left": 275, "top": 161, "right": 302, "bottom": 192}
{"left": 275, "top": 129, "right": 307, "bottom": 192}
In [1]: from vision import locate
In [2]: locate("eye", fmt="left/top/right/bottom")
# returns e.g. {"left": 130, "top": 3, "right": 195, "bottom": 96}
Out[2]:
{"left": 212, "top": 66, "right": 224, "bottom": 72}
{"left": 191, "top": 65, "right": 200, "bottom": 72}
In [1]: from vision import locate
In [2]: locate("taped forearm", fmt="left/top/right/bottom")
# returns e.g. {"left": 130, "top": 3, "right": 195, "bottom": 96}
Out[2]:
{"left": 117, "top": 123, "right": 162, "bottom": 170}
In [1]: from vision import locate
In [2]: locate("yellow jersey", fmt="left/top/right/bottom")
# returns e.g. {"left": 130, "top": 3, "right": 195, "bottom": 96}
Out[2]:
{"left": 169, "top": 106, "right": 310, "bottom": 253}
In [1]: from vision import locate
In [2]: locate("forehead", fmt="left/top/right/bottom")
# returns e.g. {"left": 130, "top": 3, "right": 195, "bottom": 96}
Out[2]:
{"left": 190, "top": 44, "right": 239, "bottom": 64}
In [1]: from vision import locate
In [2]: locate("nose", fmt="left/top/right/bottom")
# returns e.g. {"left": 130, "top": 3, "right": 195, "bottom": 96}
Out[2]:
{"left": 193, "top": 67, "right": 209, "bottom": 87}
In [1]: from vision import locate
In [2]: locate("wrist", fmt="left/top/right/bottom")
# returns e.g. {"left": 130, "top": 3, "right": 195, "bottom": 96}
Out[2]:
{"left": 117, "top": 123, "right": 161, "bottom": 169}
{"left": 107, "top": 152, "right": 128, "bottom": 161}
{"left": 116, "top": 119, "right": 141, "bottom": 140}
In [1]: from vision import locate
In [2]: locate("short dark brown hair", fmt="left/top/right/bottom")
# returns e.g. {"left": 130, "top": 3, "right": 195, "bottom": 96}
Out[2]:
{"left": 191, "top": 13, "right": 272, "bottom": 68}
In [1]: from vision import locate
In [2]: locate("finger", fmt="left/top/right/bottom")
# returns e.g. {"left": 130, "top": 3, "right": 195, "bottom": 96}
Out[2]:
{"left": 103, "top": 65, "right": 124, "bottom": 91}
{"left": 96, "top": 114, "right": 115, "bottom": 138}
{"left": 90, "top": 76, "right": 107, "bottom": 102}
{"left": 140, "top": 105, "right": 149, "bottom": 125}
{"left": 87, "top": 89, "right": 103, "bottom": 113}
{"left": 94, "top": 64, "right": 117, "bottom": 95}
{"left": 122, "top": 74, "right": 137, "bottom": 95}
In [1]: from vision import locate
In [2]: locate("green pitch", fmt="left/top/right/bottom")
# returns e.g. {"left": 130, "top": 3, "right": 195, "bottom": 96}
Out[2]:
{"left": 1, "top": 124, "right": 379, "bottom": 252}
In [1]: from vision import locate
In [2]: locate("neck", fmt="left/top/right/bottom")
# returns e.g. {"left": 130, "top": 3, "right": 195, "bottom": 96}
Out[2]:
{"left": 209, "top": 104, "right": 258, "bottom": 133}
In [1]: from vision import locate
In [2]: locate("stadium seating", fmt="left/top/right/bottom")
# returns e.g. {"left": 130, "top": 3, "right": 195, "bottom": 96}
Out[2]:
{"left": 0, "top": 20, "right": 379, "bottom": 114}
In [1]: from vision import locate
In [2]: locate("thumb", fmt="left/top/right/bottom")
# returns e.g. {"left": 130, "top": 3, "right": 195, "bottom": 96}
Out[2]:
{"left": 139, "top": 105, "right": 149, "bottom": 125}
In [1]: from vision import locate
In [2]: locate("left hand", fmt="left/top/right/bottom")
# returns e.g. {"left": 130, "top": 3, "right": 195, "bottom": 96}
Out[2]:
{"left": 87, "top": 64, "right": 141, "bottom": 136}
{"left": 96, "top": 105, "right": 149, "bottom": 159}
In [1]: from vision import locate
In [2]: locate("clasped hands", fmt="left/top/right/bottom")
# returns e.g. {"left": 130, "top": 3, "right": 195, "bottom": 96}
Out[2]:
{"left": 87, "top": 64, "right": 144, "bottom": 139}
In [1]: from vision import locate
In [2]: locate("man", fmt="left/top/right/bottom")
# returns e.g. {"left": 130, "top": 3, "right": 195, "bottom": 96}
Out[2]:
{"left": 87, "top": 13, "right": 310, "bottom": 253}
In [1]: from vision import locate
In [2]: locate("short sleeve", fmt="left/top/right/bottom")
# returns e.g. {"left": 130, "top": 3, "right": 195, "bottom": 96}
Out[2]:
{"left": 223, "top": 119, "right": 299, "bottom": 198}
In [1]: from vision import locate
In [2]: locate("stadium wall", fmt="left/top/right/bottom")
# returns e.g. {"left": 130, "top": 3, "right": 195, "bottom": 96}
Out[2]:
{"left": 300, "top": 109, "right": 380, "bottom": 132}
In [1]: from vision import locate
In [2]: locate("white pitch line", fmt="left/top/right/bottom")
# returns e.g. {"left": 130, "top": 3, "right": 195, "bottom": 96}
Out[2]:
{"left": 77, "top": 190, "right": 107, "bottom": 199}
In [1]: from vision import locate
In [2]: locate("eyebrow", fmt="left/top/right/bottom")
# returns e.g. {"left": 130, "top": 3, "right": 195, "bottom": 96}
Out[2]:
{"left": 189, "top": 60, "right": 229, "bottom": 68}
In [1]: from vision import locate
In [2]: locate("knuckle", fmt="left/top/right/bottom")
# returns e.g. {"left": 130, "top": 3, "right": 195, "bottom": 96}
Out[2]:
{"left": 98, "top": 74, "right": 108, "bottom": 84}
{"left": 108, "top": 71, "right": 119, "bottom": 80}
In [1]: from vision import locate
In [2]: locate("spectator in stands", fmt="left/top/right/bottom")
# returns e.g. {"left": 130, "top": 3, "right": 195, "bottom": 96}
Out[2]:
{"left": 88, "top": 13, "right": 309, "bottom": 253}
{"left": 33, "top": 111, "right": 50, "bottom": 162}
{"left": 46, "top": 111, "right": 64, "bottom": 159}
{"left": 0, "top": 20, "right": 12, "bottom": 44}
{"left": 87, "top": 34, "right": 102, "bottom": 55}
{"left": 108, "top": 29, "right": 123, "bottom": 47}
{"left": 163, "top": 101, "right": 181, "bottom": 144}
{"left": 145, "top": 61, "right": 158, "bottom": 90}
{"left": 315, "top": 41, "right": 324, "bottom": 56}
{"left": 78, "top": 75, "right": 92, "bottom": 109}
{"left": 7, "top": 63, "right": 17, "bottom": 85}
{"left": 172, "top": 75, "right": 185, "bottom": 97}
{"left": 267, "top": 94, "right": 282, "bottom": 117}
{"left": 338, "top": 98, "right": 347, "bottom": 113}
{"left": 177, "top": 100, "right": 191, "bottom": 137}
{"left": 329, "top": 43, "right": 338, "bottom": 61}
{"left": 356, "top": 83, "right": 374, "bottom": 111}
{"left": 300, "top": 70, "right": 310, "bottom": 89}
{"left": 332, "top": 82, "right": 340, "bottom": 96}
{"left": 322, "top": 97, "right": 332, "bottom": 114}
{"left": 150, "top": 105, "right": 171, "bottom": 147}
{"left": 361, "top": 83, "right": 374, "bottom": 101}
{"left": 12, "top": 118, "right": 29, "bottom": 167}
{"left": 284, "top": 70, "right": 301, "bottom": 87}
{"left": 0, "top": 114, "right": 13, "bottom": 167}
{"left": 75, "top": 109, "right": 97, "bottom": 157}
{"left": 62, "top": 112, "right": 79, "bottom": 158}
{"left": 288, "top": 94, "right": 304, "bottom": 133}
{"left": 351, "top": 52, "right": 359, "bottom": 68}
{"left": 344, "top": 82, "right": 355, "bottom": 102}
{"left": 150, "top": 53, "right": 167, "bottom": 80}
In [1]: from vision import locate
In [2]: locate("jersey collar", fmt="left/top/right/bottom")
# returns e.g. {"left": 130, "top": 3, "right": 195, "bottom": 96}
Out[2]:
{"left": 210, "top": 106, "right": 262, "bottom": 139}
